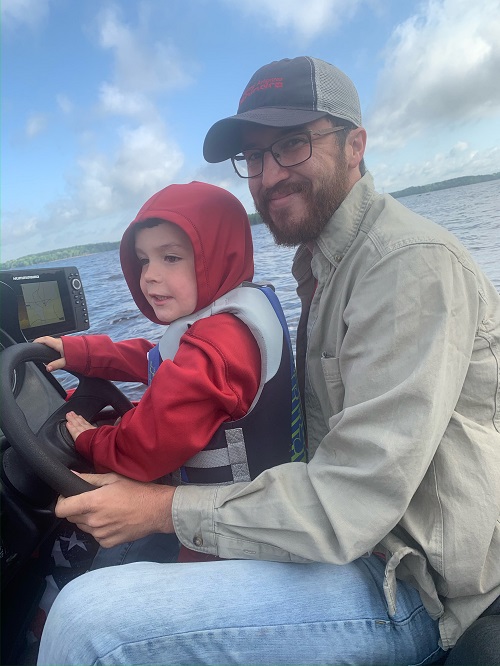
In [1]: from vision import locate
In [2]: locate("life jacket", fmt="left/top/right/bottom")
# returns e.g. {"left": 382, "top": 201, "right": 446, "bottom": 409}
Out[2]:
{"left": 147, "top": 282, "right": 306, "bottom": 485}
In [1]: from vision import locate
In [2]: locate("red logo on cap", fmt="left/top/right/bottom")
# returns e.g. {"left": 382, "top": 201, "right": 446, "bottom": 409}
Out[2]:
{"left": 239, "top": 78, "right": 283, "bottom": 106}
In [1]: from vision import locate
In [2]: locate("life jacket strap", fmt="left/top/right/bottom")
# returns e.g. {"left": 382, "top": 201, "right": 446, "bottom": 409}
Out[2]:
{"left": 181, "top": 427, "right": 251, "bottom": 484}
{"left": 147, "top": 344, "right": 162, "bottom": 385}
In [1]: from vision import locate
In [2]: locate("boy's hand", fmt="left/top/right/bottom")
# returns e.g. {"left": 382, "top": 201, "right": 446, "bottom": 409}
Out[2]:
{"left": 33, "top": 335, "right": 67, "bottom": 372}
{"left": 66, "top": 411, "right": 97, "bottom": 441}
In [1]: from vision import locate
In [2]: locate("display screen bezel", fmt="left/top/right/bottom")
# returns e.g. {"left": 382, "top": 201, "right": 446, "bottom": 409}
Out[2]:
{"left": 5, "top": 269, "right": 77, "bottom": 340}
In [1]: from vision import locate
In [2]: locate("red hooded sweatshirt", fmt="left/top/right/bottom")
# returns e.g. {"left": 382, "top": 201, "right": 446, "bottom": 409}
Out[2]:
{"left": 61, "top": 182, "right": 261, "bottom": 481}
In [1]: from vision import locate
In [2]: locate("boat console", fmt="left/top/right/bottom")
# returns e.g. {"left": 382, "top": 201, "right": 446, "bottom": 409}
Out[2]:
{"left": 0, "top": 266, "right": 93, "bottom": 663}
{"left": 0, "top": 266, "right": 91, "bottom": 577}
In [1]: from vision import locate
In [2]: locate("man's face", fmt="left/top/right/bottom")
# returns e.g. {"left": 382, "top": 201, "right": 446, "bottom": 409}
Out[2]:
{"left": 242, "top": 118, "right": 352, "bottom": 246}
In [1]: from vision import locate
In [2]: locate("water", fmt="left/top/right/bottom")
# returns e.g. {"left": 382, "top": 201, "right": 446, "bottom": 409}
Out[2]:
{"left": 34, "top": 179, "right": 499, "bottom": 399}
{"left": 400, "top": 180, "right": 499, "bottom": 289}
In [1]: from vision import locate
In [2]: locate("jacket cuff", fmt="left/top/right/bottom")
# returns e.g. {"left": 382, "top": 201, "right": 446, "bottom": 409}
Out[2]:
{"left": 61, "top": 335, "right": 89, "bottom": 374}
{"left": 73, "top": 427, "right": 95, "bottom": 461}
{"left": 172, "top": 485, "right": 218, "bottom": 556}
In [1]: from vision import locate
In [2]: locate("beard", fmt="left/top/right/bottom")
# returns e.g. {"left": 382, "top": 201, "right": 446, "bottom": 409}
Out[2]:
{"left": 254, "top": 159, "right": 351, "bottom": 247}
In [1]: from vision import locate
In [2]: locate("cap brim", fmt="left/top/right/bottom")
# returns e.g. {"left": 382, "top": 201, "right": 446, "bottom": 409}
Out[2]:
{"left": 203, "top": 108, "right": 328, "bottom": 163}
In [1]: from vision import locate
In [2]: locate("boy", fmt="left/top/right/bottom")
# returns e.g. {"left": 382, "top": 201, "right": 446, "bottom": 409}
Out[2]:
{"left": 37, "top": 181, "right": 305, "bottom": 561}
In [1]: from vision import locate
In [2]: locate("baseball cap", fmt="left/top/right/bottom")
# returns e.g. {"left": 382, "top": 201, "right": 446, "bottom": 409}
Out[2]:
{"left": 203, "top": 56, "right": 362, "bottom": 163}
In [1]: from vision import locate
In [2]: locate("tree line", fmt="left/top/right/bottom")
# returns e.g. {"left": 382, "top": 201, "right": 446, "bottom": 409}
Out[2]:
{"left": 0, "top": 242, "right": 120, "bottom": 270}
{"left": 390, "top": 172, "right": 500, "bottom": 198}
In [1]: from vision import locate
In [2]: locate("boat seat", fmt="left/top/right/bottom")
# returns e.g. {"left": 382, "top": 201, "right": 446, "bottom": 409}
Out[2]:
{"left": 433, "top": 596, "right": 500, "bottom": 666}
{"left": 441, "top": 616, "right": 500, "bottom": 665}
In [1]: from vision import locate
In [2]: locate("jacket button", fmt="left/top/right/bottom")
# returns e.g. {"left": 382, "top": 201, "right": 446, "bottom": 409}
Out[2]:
{"left": 193, "top": 535, "right": 203, "bottom": 547}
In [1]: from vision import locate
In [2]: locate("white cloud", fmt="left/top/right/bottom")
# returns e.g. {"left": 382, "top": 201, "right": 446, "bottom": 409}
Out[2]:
{"left": 1, "top": 121, "right": 185, "bottom": 260}
{"left": 57, "top": 94, "right": 73, "bottom": 115}
{"left": 40, "top": 122, "right": 184, "bottom": 232}
{"left": 368, "top": 0, "right": 500, "bottom": 149}
{"left": 222, "top": 0, "right": 364, "bottom": 40}
{"left": 193, "top": 159, "right": 255, "bottom": 212}
{"left": 99, "top": 83, "right": 152, "bottom": 118}
{"left": 449, "top": 142, "right": 469, "bottom": 157}
{"left": 25, "top": 113, "right": 48, "bottom": 138}
{"left": 0, "top": 212, "right": 39, "bottom": 248}
{"left": 97, "top": 5, "right": 194, "bottom": 94}
{"left": 1, "top": 0, "right": 50, "bottom": 29}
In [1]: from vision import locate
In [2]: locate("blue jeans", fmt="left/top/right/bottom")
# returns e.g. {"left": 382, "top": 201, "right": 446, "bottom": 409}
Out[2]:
{"left": 38, "top": 555, "right": 444, "bottom": 665}
{"left": 90, "top": 534, "right": 180, "bottom": 569}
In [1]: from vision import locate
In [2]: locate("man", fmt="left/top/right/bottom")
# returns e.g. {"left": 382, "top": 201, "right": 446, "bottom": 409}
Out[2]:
{"left": 38, "top": 57, "right": 500, "bottom": 665}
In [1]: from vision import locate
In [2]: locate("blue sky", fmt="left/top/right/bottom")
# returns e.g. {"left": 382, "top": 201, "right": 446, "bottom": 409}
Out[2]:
{"left": 2, "top": 0, "right": 499, "bottom": 262}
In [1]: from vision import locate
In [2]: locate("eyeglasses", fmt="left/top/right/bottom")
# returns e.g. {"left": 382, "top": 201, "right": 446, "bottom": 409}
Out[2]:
{"left": 231, "top": 127, "right": 347, "bottom": 179}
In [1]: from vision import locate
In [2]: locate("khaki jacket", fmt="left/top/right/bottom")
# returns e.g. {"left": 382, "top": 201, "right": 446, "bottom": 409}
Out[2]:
{"left": 174, "top": 174, "right": 500, "bottom": 649}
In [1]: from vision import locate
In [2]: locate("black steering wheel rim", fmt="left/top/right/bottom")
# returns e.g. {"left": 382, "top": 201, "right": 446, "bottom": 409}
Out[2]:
{"left": 0, "top": 343, "right": 134, "bottom": 497}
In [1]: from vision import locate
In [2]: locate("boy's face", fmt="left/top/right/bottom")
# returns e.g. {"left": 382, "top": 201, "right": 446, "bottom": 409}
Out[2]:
{"left": 135, "top": 222, "right": 197, "bottom": 323}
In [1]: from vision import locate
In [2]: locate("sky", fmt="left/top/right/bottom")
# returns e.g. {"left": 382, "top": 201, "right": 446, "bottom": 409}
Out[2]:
{"left": 2, "top": 0, "right": 500, "bottom": 263}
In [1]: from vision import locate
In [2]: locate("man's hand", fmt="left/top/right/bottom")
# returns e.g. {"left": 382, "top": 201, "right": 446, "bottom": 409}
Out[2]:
{"left": 55, "top": 472, "right": 176, "bottom": 548}
{"left": 33, "top": 335, "right": 66, "bottom": 372}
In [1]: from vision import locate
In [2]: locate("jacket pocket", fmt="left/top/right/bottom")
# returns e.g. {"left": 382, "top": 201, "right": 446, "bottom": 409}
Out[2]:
{"left": 320, "top": 353, "right": 345, "bottom": 416}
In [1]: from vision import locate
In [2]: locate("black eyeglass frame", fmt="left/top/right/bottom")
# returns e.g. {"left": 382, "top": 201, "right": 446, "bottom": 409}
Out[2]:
{"left": 231, "top": 127, "right": 347, "bottom": 179}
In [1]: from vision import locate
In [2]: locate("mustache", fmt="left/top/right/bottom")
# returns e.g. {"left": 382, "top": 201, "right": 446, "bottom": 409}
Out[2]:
{"left": 261, "top": 181, "right": 310, "bottom": 204}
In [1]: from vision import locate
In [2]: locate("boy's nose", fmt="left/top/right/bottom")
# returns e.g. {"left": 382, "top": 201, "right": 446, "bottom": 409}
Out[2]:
{"left": 144, "top": 263, "right": 161, "bottom": 282}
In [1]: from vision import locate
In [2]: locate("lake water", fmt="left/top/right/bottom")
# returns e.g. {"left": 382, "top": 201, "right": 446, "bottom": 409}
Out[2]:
{"left": 34, "top": 179, "right": 499, "bottom": 399}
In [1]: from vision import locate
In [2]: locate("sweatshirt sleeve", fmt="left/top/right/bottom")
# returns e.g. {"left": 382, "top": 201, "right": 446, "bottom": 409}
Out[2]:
{"left": 74, "top": 314, "right": 261, "bottom": 481}
{"left": 62, "top": 334, "right": 154, "bottom": 384}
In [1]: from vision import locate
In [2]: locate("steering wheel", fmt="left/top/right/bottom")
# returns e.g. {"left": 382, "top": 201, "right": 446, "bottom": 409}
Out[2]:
{"left": 0, "top": 343, "right": 134, "bottom": 497}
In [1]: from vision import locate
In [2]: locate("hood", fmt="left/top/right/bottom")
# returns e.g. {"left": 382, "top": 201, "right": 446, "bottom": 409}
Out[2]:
{"left": 120, "top": 181, "right": 254, "bottom": 324}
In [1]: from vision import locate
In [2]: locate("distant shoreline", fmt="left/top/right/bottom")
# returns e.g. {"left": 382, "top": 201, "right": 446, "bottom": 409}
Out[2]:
{"left": 0, "top": 241, "right": 122, "bottom": 270}
{"left": 1, "top": 173, "right": 498, "bottom": 270}
{"left": 389, "top": 172, "right": 499, "bottom": 199}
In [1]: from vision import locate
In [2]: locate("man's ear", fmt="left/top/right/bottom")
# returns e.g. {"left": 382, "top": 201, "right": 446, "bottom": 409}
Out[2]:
{"left": 346, "top": 127, "right": 367, "bottom": 171}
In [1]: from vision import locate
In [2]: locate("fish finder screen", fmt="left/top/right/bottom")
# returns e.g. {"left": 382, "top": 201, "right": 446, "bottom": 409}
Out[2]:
{"left": 0, "top": 266, "right": 88, "bottom": 341}
{"left": 18, "top": 280, "right": 65, "bottom": 330}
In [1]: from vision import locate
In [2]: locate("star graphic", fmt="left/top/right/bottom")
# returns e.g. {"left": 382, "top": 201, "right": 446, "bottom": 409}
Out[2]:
{"left": 60, "top": 531, "right": 88, "bottom": 552}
